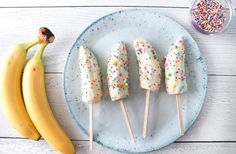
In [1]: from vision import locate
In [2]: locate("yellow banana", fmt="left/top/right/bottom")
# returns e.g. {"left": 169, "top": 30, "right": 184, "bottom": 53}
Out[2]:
{"left": 0, "top": 29, "right": 46, "bottom": 140}
{"left": 22, "top": 28, "right": 75, "bottom": 154}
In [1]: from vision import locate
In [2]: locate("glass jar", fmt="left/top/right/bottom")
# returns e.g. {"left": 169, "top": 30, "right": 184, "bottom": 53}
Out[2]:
{"left": 190, "top": 0, "right": 235, "bottom": 35}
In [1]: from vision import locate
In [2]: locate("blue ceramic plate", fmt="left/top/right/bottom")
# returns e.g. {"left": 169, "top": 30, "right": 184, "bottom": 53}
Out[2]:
{"left": 64, "top": 9, "right": 207, "bottom": 153}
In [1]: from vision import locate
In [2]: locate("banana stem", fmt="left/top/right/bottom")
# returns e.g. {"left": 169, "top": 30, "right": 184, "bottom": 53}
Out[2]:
{"left": 32, "top": 27, "right": 55, "bottom": 60}
{"left": 20, "top": 39, "right": 39, "bottom": 51}
{"left": 33, "top": 43, "right": 48, "bottom": 60}
{"left": 15, "top": 27, "right": 55, "bottom": 53}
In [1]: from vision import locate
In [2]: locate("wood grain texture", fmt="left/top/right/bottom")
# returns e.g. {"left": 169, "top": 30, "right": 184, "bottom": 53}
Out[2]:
{"left": 0, "top": 138, "right": 236, "bottom": 154}
{"left": 0, "top": 7, "right": 235, "bottom": 75}
{"left": 0, "top": 0, "right": 235, "bottom": 8}
{"left": 0, "top": 138, "right": 117, "bottom": 154}
{"left": 1, "top": 74, "right": 236, "bottom": 142}
{"left": 0, "top": 0, "right": 201, "bottom": 7}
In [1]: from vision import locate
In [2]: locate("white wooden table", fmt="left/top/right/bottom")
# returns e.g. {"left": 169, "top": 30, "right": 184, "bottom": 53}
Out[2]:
{"left": 0, "top": 1, "right": 236, "bottom": 153}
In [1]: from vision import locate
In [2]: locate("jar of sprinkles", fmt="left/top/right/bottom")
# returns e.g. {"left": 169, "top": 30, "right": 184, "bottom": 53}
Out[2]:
{"left": 190, "top": 0, "right": 234, "bottom": 35}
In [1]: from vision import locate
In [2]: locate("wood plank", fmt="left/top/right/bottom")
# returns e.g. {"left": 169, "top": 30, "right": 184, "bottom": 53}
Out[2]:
{"left": 0, "top": 0, "right": 198, "bottom": 7}
{"left": 0, "top": 138, "right": 116, "bottom": 154}
{"left": 0, "top": 138, "right": 236, "bottom": 154}
{"left": 0, "top": 7, "right": 235, "bottom": 75}
{"left": 0, "top": 74, "right": 236, "bottom": 142}
{"left": 0, "top": 0, "right": 236, "bottom": 8}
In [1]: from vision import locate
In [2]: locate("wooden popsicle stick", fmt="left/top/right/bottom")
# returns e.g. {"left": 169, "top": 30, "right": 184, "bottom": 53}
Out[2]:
{"left": 176, "top": 94, "right": 184, "bottom": 136}
{"left": 89, "top": 103, "right": 93, "bottom": 151}
{"left": 119, "top": 100, "right": 135, "bottom": 144}
{"left": 143, "top": 90, "right": 150, "bottom": 138}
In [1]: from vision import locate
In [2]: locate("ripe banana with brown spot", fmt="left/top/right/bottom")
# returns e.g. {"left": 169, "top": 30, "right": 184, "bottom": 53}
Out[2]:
{"left": 22, "top": 27, "right": 75, "bottom": 154}
{"left": 0, "top": 28, "right": 49, "bottom": 140}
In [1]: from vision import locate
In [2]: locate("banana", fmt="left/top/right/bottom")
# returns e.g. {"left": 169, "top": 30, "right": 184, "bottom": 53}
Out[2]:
{"left": 0, "top": 29, "right": 47, "bottom": 140}
{"left": 22, "top": 28, "right": 75, "bottom": 154}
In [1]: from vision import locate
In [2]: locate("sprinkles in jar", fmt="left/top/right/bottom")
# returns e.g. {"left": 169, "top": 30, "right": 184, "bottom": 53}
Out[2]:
{"left": 190, "top": 0, "right": 234, "bottom": 34}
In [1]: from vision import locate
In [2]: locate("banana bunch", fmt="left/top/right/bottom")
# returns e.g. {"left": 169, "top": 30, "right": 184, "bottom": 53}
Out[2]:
{"left": 0, "top": 30, "right": 41, "bottom": 140}
{"left": 0, "top": 27, "right": 75, "bottom": 154}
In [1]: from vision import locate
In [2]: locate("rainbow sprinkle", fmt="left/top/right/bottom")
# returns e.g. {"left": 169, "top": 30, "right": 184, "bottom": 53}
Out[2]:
{"left": 107, "top": 41, "right": 129, "bottom": 101}
{"left": 192, "top": 0, "right": 226, "bottom": 33}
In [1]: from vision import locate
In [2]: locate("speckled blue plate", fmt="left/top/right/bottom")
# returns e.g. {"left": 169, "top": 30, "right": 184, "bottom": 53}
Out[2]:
{"left": 64, "top": 9, "right": 207, "bottom": 153}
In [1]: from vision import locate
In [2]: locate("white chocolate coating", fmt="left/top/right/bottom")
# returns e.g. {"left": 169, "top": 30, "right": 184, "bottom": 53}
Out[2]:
{"left": 79, "top": 46, "right": 103, "bottom": 103}
{"left": 107, "top": 41, "right": 129, "bottom": 101}
{"left": 134, "top": 39, "right": 161, "bottom": 92}
{"left": 164, "top": 38, "right": 187, "bottom": 95}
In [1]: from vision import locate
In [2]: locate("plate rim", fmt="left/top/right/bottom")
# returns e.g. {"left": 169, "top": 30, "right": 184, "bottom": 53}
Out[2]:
{"left": 63, "top": 8, "right": 208, "bottom": 153}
